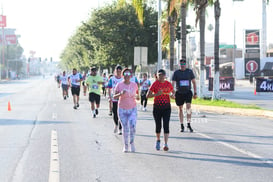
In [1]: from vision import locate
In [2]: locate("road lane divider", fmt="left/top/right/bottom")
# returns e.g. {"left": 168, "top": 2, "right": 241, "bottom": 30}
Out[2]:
{"left": 48, "top": 130, "right": 60, "bottom": 182}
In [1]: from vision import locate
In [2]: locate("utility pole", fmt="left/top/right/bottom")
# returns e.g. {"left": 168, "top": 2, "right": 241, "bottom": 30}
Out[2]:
{"left": 262, "top": 0, "right": 267, "bottom": 58}
{"left": 157, "top": 0, "right": 162, "bottom": 70}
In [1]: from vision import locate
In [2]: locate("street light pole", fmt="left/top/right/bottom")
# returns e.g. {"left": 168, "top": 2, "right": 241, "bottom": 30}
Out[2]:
{"left": 157, "top": 0, "right": 162, "bottom": 70}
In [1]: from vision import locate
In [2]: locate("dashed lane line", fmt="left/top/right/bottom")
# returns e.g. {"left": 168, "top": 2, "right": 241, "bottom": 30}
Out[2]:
{"left": 48, "top": 130, "right": 60, "bottom": 182}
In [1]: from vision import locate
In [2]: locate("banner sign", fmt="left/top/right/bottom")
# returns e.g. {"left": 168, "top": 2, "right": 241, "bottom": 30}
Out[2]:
{"left": 209, "top": 77, "right": 235, "bottom": 91}
{"left": 245, "top": 29, "right": 260, "bottom": 48}
{"left": 255, "top": 77, "right": 273, "bottom": 92}
{"left": 0, "top": 34, "right": 17, "bottom": 45}
{"left": 0, "top": 15, "right": 6, "bottom": 27}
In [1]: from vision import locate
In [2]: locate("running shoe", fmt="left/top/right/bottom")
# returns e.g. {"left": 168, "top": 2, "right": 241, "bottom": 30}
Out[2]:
{"left": 95, "top": 109, "right": 98, "bottom": 115}
{"left": 93, "top": 114, "right": 96, "bottom": 118}
{"left": 155, "top": 140, "right": 160, "bottom": 150}
{"left": 187, "top": 123, "right": 193, "bottom": 132}
{"left": 180, "top": 124, "right": 185, "bottom": 132}
{"left": 118, "top": 129, "right": 122, "bottom": 135}
{"left": 73, "top": 106, "right": 77, "bottom": 109}
{"left": 123, "top": 144, "right": 128, "bottom": 153}
{"left": 131, "top": 143, "right": 135, "bottom": 152}
{"left": 64, "top": 96, "right": 66, "bottom": 100}
{"left": 77, "top": 103, "right": 79, "bottom": 107}
{"left": 163, "top": 144, "right": 169, "bottom": 151}
{"left": 108, "top": 111, "right": 112, "bottom": 116}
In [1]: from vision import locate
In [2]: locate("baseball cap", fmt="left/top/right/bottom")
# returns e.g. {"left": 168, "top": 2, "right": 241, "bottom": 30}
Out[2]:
{"left": 157, "top": 69, "right": 166, "bottom": 75}
{"left": 115, "top": 65, "right": 122, "bottom": 70}
{"left": 180, "top": 58, "right": 186, "bottom": 63}
{"left": 91, "top": 66, "right": 97, "bottom": 71}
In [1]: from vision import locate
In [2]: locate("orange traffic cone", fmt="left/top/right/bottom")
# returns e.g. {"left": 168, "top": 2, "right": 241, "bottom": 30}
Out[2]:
{"left": 8, "top": 101, "right": 11, "bottom": 111}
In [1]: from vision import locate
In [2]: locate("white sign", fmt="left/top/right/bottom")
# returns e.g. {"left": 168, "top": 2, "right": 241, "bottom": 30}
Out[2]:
{"left": 134, "top": 47, "right": 148, "bottom": 66}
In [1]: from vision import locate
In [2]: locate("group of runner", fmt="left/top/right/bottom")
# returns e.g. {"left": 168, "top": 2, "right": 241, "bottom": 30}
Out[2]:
{"left": 56, "top": 58, "right": 197, "bottom": 153}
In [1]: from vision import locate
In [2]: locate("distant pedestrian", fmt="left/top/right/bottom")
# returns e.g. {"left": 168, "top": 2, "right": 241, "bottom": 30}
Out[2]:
{"left": 139, "top": 73, "right": 151, "bottom": 111}
{"left": 171, "top": 58, "right": 197, "bottom": 132}
{"left": 59, "top": 71, "right": 69, "bottom": 100}
{"left": 147, "top": 69, "right": 174, "bottom": 151}
{"left": 82, "top": 71, "right": 87, "bottom": 96}
{"left": 108, "top": 65, "right": 123, "bottom": 134}
{"left": 69, "top": 68, "right": 83, "bottom": 109}
{"left": 102, "top": 73, "right": 108, "bottom": 97}
{"left": 114, "top": 68, "right": 139, "bottom": 152}
{"left": 107, "top": 74, "right": 113, "bottom": 116}
{"left": 85, "top": 66, "right": 104, "bottom": 118}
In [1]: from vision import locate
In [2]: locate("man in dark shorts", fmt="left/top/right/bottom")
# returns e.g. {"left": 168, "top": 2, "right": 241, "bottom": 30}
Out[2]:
{"left": 172, "top": 59, "right": 197, "bottom": 132}
{"left": 85, "top": 66, "right": 104, "bottom": 118}
{"left": 69, "top": 68, "right": 83, "bottom": 109}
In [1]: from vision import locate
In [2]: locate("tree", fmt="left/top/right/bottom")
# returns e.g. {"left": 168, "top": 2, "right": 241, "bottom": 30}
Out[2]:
{"left": 212, "top": 0, "right": 220, "bottom": 100}
{"left": 60, "top": 3, "right": 157, "bottom": 72}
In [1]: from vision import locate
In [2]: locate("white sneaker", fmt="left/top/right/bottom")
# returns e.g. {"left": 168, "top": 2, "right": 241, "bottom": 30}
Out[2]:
{"left": 131, "top": 143, "right": 135, "bottom": 152}
{"left": 123, "top": 144, "right": 128, "bottom": 153}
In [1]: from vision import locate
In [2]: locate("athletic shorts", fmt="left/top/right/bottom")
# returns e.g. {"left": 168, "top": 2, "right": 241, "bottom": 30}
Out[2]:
{"left": 62, "top": 84, "right": 68, "bottom": 91}
{"left": 175, "top": 91, "right": 193, "bottom": 106}
{"left": 89, "top": 92, "right": 101, "bottom": 105}
{"left": 71, "top": 86, "right": 80, "bottom": 96}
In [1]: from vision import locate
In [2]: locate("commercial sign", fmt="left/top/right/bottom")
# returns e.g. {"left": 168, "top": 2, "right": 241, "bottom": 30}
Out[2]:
{"left": 245, "top": 29, "right": 260, "bottom": 48}
{"left": 256, "top": 77, "right": 273, "bottom": 92}
{"left": 0, "top": 34, "right": 17, "bottom": 45}
{"left": 208, "top": 77, "right": 235, "bottom": 91}
{"left": 245, "top": 58, "right": 260, "bottom": 77}
{"left": 0, "top": 15, "right": 6, "bottom": 27}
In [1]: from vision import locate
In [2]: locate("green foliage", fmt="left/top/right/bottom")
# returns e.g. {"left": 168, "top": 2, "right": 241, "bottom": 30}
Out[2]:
{"left": 192, "top": 98, "right": 261, "bottom": 109}
{"left": 60, "top": 3, "right": 158, "bottom": 72}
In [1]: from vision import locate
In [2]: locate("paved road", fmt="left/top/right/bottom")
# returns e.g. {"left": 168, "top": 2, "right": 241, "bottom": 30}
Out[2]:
{"left": 0, "top": 77, "right": 273, "bottom": 182}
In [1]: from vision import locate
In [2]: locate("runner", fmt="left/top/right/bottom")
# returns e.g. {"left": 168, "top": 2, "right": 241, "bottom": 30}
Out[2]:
{"left": 139, "top": 73, "right": 151, "bottom": 111}
{"left": 146, "top": 69, "right": 174, "bottom": 151}
{"left": 171, "top": 58, "right": 197, "bottom": 132}
{"left": 59, "top": 71, "right": 69, "bottom": 100}
{"left": 82, "top": 71, "right": 87, "bottom": 96}
{"left": 107, "top": 74, "right": 113, "bottom": 116}
{"left": 108, "top": 65, "right": 123, "bottom": 134}
{"left": 69, "top": 68, "right": 83, "bottom": 109}
{"left": 114, "top": 68, "right": 139, "bottom": 152}
{"left": 102, "top": 73, "right": 108, "bottom": 98}
{"left": 85, "top": 66, "right": 104, "bottom": 118}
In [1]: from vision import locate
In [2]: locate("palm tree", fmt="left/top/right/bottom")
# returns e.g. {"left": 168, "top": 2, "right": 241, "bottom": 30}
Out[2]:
{"left": 118, "top": 0, "right": 145, "bottom": 25}
{"left": 212, "top": 0, "right": 220, "bottom": 100}
{"left": 194, "top": 0, "right": 214, "bottom": 98}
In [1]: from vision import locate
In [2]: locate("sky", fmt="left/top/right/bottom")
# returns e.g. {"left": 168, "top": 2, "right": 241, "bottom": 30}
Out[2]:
{"left": 1, "top": 0, "right": 273, "bottom": 61}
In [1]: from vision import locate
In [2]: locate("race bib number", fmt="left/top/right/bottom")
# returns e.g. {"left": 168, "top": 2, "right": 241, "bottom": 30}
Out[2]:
{"left": 92, "top": 85, "right": 99, "bottom": 89}
{"left": 180, "top": 80, "right": 189, "bottom": 87}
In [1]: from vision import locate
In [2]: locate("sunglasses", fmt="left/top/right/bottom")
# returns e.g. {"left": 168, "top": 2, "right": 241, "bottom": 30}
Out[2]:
{"left": 123, "top": 72, "right": 131, "bottom": 76}
{"left": 180, "top": 62, "right": 186, "bottom": 66}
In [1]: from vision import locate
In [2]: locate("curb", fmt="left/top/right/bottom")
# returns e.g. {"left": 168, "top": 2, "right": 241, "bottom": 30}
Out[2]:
{"left": 144, "top": 100, "right": 273, "bottom": 119}
{"left": 192, "top": 105, "right": 273, "bottom": 119}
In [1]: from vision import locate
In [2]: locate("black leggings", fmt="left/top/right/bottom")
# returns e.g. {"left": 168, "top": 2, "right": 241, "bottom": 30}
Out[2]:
{"left": 153, "top": 107, "right": 171, "bottom": 134}
{"left": 112, "top": 102, "right": 122, "bottom": 129}
{"left": 141, "top": 90, "right": 148, "bottom": 107}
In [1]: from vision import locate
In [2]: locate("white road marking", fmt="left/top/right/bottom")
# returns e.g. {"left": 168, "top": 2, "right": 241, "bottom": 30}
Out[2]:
{"left": 197, "top": 132, "right": 273, "bottom": 166}
{"left": 48, "top": 130, "right": 60, "bottom": 182}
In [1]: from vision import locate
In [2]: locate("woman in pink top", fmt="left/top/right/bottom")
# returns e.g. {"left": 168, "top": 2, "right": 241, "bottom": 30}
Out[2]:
{"left": 114, "top": 68, "right": 139, "bottom": 153}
